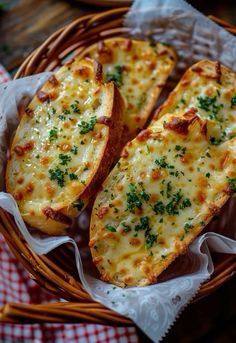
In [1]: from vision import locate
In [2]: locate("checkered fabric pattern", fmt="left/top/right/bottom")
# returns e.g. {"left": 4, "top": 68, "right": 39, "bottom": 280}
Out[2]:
{"left": 0, "top": 65, "right": 10, "bottom": 83}
{"left": 0, "top": 65, "right": 138, "bottom": 342}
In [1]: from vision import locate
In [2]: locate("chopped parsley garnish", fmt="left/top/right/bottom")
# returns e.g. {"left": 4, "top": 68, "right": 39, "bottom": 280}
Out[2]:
{"left": 231, "top": 96, "right": 236, "bottom": 108}
{"left": 72, "top": 200, "right": 84, "bottom": 211}
{"left": 155, "top": 156, "right": 169, "bottom": 168}
{"left": 71, "top": 101, "right": 80, "bottom": 114}
{"left": 166, "top": 181, "right": 172, "bottom": 198}
{"left": 145, "top": 233, "right": 157, "bottom": 249}
{"left": 47, "top": 108, "right": 56, "bottom": 119}
{"left": 122, "top": 223, "right": 131, "bottom": 233}
{"left": 133, "top": 216, "right": 157, "bottom": 249}
{"left": 106, "top": 65, "right": 123, "bottom": 88}
{"left": 105, "top": 224, "right": 117, "bottom": 232}
{"left": 49, "top": 167, "right": 65, "bottom": 187}
{"left": 206, "top": 172, "right": 211, "bottom": 178}
{"left": 49, "top": 127, "right": 58, "bottom": 141}
{"left": 166, "top": 190, "right": 183, "bottom": 215}
{"left": 210, "top": 137, "right": 222, "bottom": 145}
{"left": 180, "top": 223, "right": 194, "bottom": 241}
{"left": 180, "top": 98, "right": 186, "bottom": 105}
{"left": 59, "top": 153, "right": 71, "bottom": 166}
{"left": 58, "top": 114, "right": 66, "bottom": 121}
{"left": 58, "top": 109, "right": 70, "bottom": 121}
{"left": 206, "top": 152, "right": 211, "bottom": 158}
{"left": 175, "top": 145, "right": 186, "bottom": 157}
{"left": 139, "top": 182, "right": 150, "bottom": 201}
{"left": 78, "top": 116, "right": 96, "bottom": 134}
{"left": 126, "top": 183, "right": 142, "bottom": 212}
{"left": 226, "top": 176, "right": 236, "bottom": 192}
{"left": 69, "top": 173, "right": 78, "bottom": 180}
{"left": 70, "top": 145, "right": 78, "bottom": 155}
{"left": 155, "top": 156, "right": 177, "bottom": 173}
{"left": 153, "top": 201, "right": 165, "bottom": 215}
{"left": 197, "top": 95, "right": 223, "bottom": 121}
{"left": 180, "top": 198, "right": 192, "bottom": 209}
{"left": 184, "top": 223, "right": 193, "bottom": 234}
{"left": 134, "top": 216, "right": 149, "bottom": 231}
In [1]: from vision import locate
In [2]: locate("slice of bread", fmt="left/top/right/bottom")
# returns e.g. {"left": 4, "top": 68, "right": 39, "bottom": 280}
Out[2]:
{"left": 6, "top": 58, "right": 125, "bottom": 235}
{"left": 79, "top": 37, "right": 176, "bottom": 142}
{"left": 152, "top": 60, "right": 236, "bottom": 141}
{"left": 89, "top": 60, "right": 236, "bottom": 287}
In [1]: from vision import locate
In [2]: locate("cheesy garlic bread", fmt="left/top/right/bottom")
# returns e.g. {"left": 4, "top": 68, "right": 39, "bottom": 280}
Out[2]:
{"left": 6, "top": 58, "right": 125, "bottom": 235}
{"left": 80, "top": 37, "right": 176, "bottom": 141}
{"left": 89, "top": 60, "right": 236, "bottom": 287}
{"left": 152, "top": 60, "right": 236, "bottom": 141}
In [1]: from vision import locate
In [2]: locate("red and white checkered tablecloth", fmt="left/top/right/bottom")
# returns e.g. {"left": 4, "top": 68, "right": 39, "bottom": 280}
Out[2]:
{"left": 0, "top": 65, "right": 139, "bottom": 343}
{"left": 0, "top": 65, "right": 10, "bottom": 83}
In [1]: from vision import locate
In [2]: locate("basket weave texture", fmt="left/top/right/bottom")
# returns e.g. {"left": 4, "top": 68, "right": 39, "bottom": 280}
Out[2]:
{"left": 0, "top": 8, "right": 236, "bottom": 324}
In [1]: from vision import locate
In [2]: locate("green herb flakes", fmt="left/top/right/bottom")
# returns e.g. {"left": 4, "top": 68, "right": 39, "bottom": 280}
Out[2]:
{"left": 106, "top": 65, "right": 123, "bottom": 88}
{"left": 180, "top": 198, "right": 192, "bottom": 209}
{"left": 59, "top": 154, "right": 71, "bottom": 166}
{"left": 49, "top": 167, "right": 65, "bottom": 187}
{"left": 69, "top": 173, "right": 78, "bottom": 180}
{"left": 145, "top": 233, "right": 157, "bottom": 249}
{"left": 175, "top": 145, "right": 186, "bottom": 157}
{"left": 184, "top": 223, "right": 193, "bottom": 234}
{"left": 49, "top": 127, "right": 58, "bottom": 141}
{"left": 226, "top": 176, "right": 236, "bottom": 192}
{"left": 197, "top": 95, "right": 223, "bottom": 121}
{"left": 105, "top": 224, "right": 117, "bottom": 232}
{"left": 70, "top": 146, "right": 78, "bottom": 155}
{"left": 210, "top": 137, "right": 222, "bottom": 145}
{"left": 230, "top": 96, "right": 236, "bottom": 108}
{"left": 78, "top": 116, "right": 96, "bottom": 134}
{"left": 153, "top": 201, "right": 165, "bottom": 215}
{"left": 126, "top": 183, "right": 142, "bottom": 212}
{"left": 134, "top": 216, "right": 150, "bottom": 231}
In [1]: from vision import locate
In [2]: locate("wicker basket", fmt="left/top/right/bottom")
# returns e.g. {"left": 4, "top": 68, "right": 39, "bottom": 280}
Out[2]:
{"left": 0, "top": 7, "right": 236, "bottom": 324}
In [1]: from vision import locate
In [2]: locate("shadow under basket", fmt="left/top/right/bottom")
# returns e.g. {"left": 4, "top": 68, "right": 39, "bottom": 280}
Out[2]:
{"left": 0, "top": 7, "right": 236, "bottom": 325}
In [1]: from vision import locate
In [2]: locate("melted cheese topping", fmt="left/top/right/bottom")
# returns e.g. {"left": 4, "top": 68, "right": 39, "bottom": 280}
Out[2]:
{"left": 90, "top": 60, "right": 236, "bottom": 287}
{"left": 152, "top": 60, "right": 236, "bottom": 141}
{"left": 6, "top": 58, "right": 123, "bottom": 234}
{"left": 80, "top": 38, "right": 176, "bottom": 140}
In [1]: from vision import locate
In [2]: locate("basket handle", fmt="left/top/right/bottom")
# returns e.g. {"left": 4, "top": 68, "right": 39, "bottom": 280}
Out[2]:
{"left": 0, "top": 256, "right": 235, "bottom": 323}
{"left": 0, "top": 301, "right": 132, "bottom": 325}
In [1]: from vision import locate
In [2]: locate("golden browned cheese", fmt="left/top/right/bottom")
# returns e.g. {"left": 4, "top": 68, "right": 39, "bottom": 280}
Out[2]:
{"left": 6, "top": 58, "right": 125, "bottom": 235}
{"left": 90, "top": 60, "right": 236, "bottom": 287}
{"left": 79, "top": 37, "right": 176, "bottom": 141}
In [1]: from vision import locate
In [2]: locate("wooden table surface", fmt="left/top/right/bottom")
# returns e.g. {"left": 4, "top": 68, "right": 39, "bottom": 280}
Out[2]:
{"left": 0, "top": 1, "right": 235, "bottom": 342}
{"left": 0, "top": 0, "right": 236, "bottom": 73}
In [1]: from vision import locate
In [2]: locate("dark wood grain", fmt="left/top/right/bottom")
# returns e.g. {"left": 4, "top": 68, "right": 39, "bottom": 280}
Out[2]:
{"left": 0, "top": 0, "right": 99, "bottom": 70}
{"left": 0, "top": 0, "right": 236, "bottom": 72}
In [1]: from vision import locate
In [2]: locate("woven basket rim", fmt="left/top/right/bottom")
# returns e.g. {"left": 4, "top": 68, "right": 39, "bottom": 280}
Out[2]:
{"left": 0, "top": 7, "right": 236, "bottom": 324}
